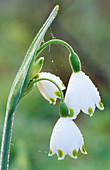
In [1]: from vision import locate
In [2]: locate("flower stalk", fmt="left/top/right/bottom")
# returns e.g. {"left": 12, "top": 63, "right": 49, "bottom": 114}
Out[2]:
{"left": 36, "top": 39, "right": 81, "bottom": 72}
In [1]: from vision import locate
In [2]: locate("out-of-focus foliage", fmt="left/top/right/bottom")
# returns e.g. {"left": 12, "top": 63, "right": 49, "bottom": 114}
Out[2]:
{"left": 0, "top": 0, "right": 110, "bottom": 170}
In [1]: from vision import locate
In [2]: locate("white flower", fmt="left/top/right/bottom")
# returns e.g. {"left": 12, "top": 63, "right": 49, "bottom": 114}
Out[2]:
{"left": 48, "top": 117, "right": 87, "bottom": 160}
{"left": 65, "top": 71, "right": 104, "bottom": 119}
{"left": 37, "top": 72, "right": 65, "bottom": 104}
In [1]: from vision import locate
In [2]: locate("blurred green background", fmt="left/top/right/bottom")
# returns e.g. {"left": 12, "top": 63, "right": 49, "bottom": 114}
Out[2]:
{"left": 0, "top": 0, "right": 110, "bottom": 169}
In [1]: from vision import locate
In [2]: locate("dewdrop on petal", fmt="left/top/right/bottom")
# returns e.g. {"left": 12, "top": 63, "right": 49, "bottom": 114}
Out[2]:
{"left": 48, "top": 117, "right": 87, "bottom": 160}
{"left": 37, "top": 72, "right": 65, "bottom": 104}
{"left": 65, "top": 71, "right": 104, "bottom": 119}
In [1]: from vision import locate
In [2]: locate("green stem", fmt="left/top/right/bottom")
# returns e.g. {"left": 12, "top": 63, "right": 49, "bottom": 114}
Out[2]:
{"left": 36, "top": 39, "right": 74, "bottom": 56}
{"left": 36, "top": 39, "right": 81, "bottom": 72}
{"left": 0, "top": 111, "right": 14, "bottom": 170}
{"left": 31, "top": 78, "right": 64, "bottom": 102}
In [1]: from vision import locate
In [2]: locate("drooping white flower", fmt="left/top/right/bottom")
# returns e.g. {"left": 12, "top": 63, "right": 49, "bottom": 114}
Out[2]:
{"left": 48, "top": 117, "right": 87, "bottom": 160}
{"left": 37, "top": 72, "right": 65, "bottom": 104}
{"left": 65, "top": 71, "right": 104, "bottom": 119}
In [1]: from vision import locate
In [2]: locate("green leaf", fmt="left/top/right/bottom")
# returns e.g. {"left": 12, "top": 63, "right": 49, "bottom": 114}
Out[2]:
{"left": 7, "top": 5, "right": 59, "bottom": 114}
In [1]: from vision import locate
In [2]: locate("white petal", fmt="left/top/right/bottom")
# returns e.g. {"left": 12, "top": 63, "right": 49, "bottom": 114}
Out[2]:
{"left": 65, "top": 71, "right": 104, "bottom": 118}
{"left": 49, "top": 117, "right": 86, "bottom": 160}
{"left": 64, "top": 73, "right": 81, "bottom": 119}
{"left": 37, "top": 72, "right": 65, "bottom": 104}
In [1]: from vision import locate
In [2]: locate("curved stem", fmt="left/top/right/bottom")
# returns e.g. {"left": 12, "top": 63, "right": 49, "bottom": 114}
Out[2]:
{"left": 31, "top": 78, "right": 64, "bottom": 102}
{"left": 36, "top": 39, "right": 81, "bottom": 72}
{"left": 36, "top": 39, "right": 74, "bottom": 56}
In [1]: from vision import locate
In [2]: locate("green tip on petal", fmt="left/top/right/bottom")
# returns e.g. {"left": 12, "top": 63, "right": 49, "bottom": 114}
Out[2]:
{"left": 72, "top": 149, "right": 78, "bottom": 157}
{"left": 99, "top": 100, "right": 104, "bottom": 109}
{"left": 30, "top": 57, "right": 44, "bottom": 79}
{"left": 82, "top": 144, "right": 87, "bottom": 154}
{"left": 88, "top": 107, "right": 93, "bottom": 116}
{"left": 61, "top": 82, "right": 65, "bottom": 88}
{"left": 69, "top": 108, "right": 74, "bottom": 117}
{"left": 49, "top": 98, "right": 56, "bottom": 104}
{"left": 55, "top": 90, "right": 61, "bottom": 98}
{"left": 49, "top": 149, "right": 52, "bottom": 155}
{"left": 58, "top": 149, "right": 63, "bottom": 158}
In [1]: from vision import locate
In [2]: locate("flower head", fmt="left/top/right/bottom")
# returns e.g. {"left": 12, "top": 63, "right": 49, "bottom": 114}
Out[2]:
{"left": 48, "top": 117, "right": 87, "bottom": 160}
{"left": 65, "top": 71, "right": 104, "bottom": 119}
{"left": 37, "top": 72, "right": 65, "bottom": 104}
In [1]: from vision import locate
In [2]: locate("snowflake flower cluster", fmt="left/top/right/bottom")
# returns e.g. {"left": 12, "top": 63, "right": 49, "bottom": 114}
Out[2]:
{"left": 36, "top": 60, "right": 104, "bottom": 160}
{"left": 1, "top": 6, "right": 105, "bottom": 170}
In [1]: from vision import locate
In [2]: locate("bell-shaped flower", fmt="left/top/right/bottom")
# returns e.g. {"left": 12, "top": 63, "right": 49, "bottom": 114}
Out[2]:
{"left": 37, "top": 72, "right": 65, "bottom": 104}
{"left": 48, "top": 117, "right": 87, "bottom": 160}
{"left": 65, "top": 71, "right": 104, "bottom": 119}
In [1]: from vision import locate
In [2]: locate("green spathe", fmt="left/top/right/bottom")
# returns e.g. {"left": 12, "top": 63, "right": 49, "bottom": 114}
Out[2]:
{"left": 23, "top": 57, "right": 44, "bottom": 97}
{"left": 7, "top": 5, "right": 59, "bottom": 115}
{"left": 29, "top": 57, "right": 44, "bottom": 79}
{"left": 69, "top": 53, "right": 81, "bottom": 72}
{"left": 69, "top": 108, "right": 74, "bottom": 117}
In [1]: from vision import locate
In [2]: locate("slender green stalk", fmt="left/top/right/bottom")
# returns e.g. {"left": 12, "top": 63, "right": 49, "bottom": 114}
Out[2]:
{"left": 31, "top": 78, "right": 64, "bottom": 102}
{"left": 36, "top": 39, "right": 81, "bottom": 72}
{"left": 0, "top": 111, "right": 14, "bottom": 170}
{"left": 36, "top": 39, "right": 74, "bottom": 56}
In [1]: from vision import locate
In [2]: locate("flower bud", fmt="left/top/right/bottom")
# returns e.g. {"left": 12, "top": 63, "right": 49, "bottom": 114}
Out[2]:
{"left": 30, "top": 57, "right": 44, "bottom": 79}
